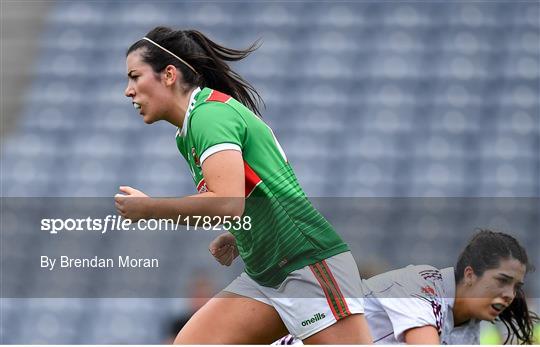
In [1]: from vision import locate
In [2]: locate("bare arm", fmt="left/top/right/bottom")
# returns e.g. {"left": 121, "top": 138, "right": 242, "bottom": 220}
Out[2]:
{"left": 115, "top": 150, "right": 245, "bottom": 221}
{"left": 404, "top": 326, "right": 440, "bottom": 345}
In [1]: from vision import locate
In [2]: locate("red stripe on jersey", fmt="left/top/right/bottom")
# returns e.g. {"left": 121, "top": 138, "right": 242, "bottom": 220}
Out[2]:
{"left": 206, "top": 90, "right": 231, "bottom": 103}
{"left": 244, "top": 161, "right": 262, "bottom": 197}
{"left": 196, "top": 178, "right": 207, "bottom": 193}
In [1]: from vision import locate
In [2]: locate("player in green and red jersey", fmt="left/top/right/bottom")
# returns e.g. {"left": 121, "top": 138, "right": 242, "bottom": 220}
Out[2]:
{"left": 116, "top": 26, "right": 373, "bottom": 344}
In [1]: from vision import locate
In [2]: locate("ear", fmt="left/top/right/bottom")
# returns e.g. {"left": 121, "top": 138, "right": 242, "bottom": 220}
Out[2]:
{"left": 163, "top": 65, "right": 179, "bottom": 86}
{"left": 463, "top": 265, "right": 476, "bottom": 286}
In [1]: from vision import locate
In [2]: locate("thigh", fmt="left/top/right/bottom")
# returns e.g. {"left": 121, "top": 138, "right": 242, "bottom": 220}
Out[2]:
{"left": 271, "top": 252, "right": 367, "bottom": 341}
{"left": 302, "top": 313, "right": 372, "bottom": 345}
{"left": 174, "top": 291, "right": 289, "bottom": 344}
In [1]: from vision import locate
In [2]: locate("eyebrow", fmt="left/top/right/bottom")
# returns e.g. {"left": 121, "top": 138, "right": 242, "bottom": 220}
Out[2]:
{"left": 498, "top": 273, "right": 524, "bottom": 285}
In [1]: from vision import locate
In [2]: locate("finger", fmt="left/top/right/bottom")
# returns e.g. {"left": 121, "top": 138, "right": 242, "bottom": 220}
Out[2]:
{"left": 215, "top": 254, "right": 226, "bottom": 265}
{"left": 208, "top": 242, "right": 219, "bottom": 252}
{"left": 211, "top": 242, "right": 229, "bottom": 252}
{"left": 213, "top": 245, "right": 231, "bottom": 257}
{"left": 119, "top": 186, "right": 135, "bottom": 195}
{"left": 215, "top": 249, "right": 231, "bottom": 265}
{"left": 209, "top": 247, "right": 220, "bottom": 256}
{"left": 209, "top": 236, "right": 228, "bottom": 250}
{"left": 223, "top": 251, "right": 234, "bottom": 266}
{"left": 225, "top": 247, "right": 236, "bottom": 265}
{"left": 223, "top": 255, "right": 232, "bottom": 266}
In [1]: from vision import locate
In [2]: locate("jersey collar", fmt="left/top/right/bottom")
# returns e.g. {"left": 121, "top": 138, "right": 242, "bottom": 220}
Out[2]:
{"left": 176, "top": 86, "right": 201, "bottom": 138}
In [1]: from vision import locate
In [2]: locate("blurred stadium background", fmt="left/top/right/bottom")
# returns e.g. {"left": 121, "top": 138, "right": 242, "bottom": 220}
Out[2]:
{"left": 1, "top": 0, "right": 539, "bottom": 344}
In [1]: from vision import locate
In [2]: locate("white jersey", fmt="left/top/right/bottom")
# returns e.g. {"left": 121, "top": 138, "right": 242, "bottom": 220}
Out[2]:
{"left": 274, "top": 266, "right": 480, "bottom": 345}
{"left": 363, "top": 265, "right": 480, "bottom": 344}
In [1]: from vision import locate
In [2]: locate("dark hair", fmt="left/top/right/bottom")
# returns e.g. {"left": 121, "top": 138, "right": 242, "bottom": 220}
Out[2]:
{"left": 455, "top": 229, "right": 538, "bottom": 344}
{"left": 126, "top": 26, "right": 264, "bottom": 116}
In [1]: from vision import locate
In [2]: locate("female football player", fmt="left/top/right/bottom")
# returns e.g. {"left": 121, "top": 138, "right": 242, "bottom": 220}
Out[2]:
{"left": 275, "top": 229, "right": 538, "bottom": 344}
{"left": 116, "top": 26, "right": 372, "bottom": 344}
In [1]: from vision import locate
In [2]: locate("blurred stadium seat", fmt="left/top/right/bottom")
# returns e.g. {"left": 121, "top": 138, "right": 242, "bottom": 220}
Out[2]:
{"left": 1, "top": 1, "right": 538, "bottom": 343}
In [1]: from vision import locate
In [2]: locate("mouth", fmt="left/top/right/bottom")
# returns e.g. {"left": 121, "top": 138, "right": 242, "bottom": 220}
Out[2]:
{"left": 490, "top": 303, "right": 506, "bottom": 315}
{"left": 133, "top": 101, "right": 142, "bottom": 112}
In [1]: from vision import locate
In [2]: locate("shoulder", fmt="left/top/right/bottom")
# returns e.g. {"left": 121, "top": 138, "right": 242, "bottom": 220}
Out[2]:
{"left": 400, "top": 264, "right": 444, "bottom": 287}
{"left": 192, "top": 88, "right": 256, "bottom": 122}
{"left": 408, "top": 265, "right": 445, "bottom": 298}
{"left": 192, "top": 100, "right": 238, "bottom": 119}
{"left": 366, "top": 265, "right": 441, "bottom": 289}
{"left": 193, "top": 89, "right": 236, "bottom": 114}
{"left": 190, "top": 98, "right": 247, "bottom": 130}
{"left": 415, "top": 265, "right": 443, "bottom": 282}
{"left": 363, "top": 265, "right": 448, "bottom": 303}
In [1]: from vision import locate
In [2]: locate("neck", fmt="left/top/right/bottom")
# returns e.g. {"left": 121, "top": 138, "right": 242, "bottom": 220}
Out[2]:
{"left": 453, "top": 282, "right": 471, "bottom": 326}
{"left": 169, "top": 86, "right": 197, "bottom": 128}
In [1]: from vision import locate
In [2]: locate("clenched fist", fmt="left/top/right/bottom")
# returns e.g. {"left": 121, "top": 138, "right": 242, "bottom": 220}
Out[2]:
{"left": 114, "top": 186, "right": 151, "bottom": 221}
{"left": 209, "top": 232, "right": 239, "bottom": 266}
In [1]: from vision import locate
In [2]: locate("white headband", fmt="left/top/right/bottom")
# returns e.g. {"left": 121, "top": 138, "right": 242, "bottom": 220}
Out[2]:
{"left": 142, "top": 37, "right": 198, "bottom": 75}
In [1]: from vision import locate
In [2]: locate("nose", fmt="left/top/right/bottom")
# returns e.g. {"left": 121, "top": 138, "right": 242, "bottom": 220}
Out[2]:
{"left": 124, "top": 83, "right": 135, "bottom": 98}
{"left": 502, "top": 286, "right": 516, "bottom": 304}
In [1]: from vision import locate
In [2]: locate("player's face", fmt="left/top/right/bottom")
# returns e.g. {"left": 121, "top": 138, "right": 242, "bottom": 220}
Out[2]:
{"left": 466, "top": 258, "right": 526, "bottom": 321}
{"left": 124, "top": 50, "right": 169, "bottom": 124}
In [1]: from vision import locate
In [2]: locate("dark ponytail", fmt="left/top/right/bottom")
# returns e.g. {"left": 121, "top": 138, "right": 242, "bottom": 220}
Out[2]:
{"left": 455, "top": 229, "right": 538, "bottom": 344}
{"left": 499, "top": 288, "right": 538, "bottom": 344}
{"left": 126, "top": 26, "right": 264, "bottom": 116}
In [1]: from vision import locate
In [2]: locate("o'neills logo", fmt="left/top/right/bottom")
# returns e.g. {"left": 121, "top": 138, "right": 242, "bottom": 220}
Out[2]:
{"left": 301, "top": 313, "right": 326, "bottom": 326}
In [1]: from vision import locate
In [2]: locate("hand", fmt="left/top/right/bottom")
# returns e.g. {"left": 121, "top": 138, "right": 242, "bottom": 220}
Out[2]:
{"left": 114, "top": 186, "right": 151, "bottom": 221}
{"left": 209, "top": 232, "right": 239, "bottom": 266}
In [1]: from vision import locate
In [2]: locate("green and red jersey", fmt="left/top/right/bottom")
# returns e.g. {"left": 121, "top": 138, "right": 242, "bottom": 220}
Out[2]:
{"left": 176, "top": 87, "right": 348, "bottom": 287}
